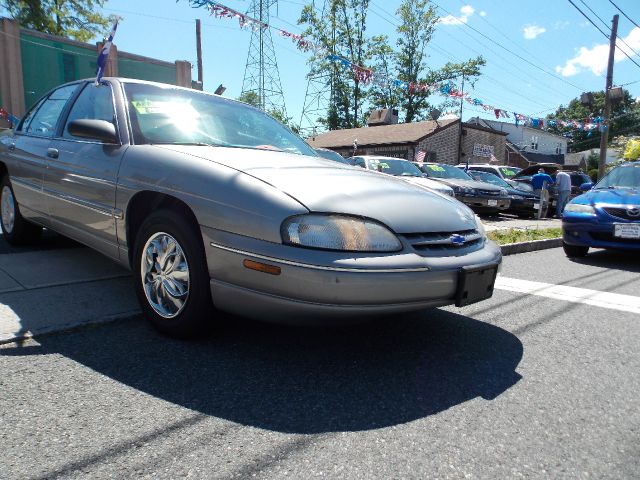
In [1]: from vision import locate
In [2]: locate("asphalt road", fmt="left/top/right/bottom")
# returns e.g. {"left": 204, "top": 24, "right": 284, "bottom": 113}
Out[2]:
{"left": 1, "top": 238, "right": 639, "bottom": 479}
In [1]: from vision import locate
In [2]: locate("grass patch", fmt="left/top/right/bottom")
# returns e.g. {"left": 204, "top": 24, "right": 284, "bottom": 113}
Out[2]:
{"left": 487, "top": 227, "right": 562, "bottom": 245}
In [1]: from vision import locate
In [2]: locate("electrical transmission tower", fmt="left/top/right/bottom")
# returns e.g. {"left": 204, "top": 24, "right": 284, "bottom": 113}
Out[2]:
{"left": 299, "top": 0, "right": 335, "bottom": 135}
{"left": 241, "top": 0, "right": 287, "bottom": 115}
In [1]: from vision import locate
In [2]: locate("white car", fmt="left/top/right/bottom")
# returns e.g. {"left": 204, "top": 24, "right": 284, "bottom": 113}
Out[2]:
{"left": 351, "top": 156, "right": 455, "bottom": 197}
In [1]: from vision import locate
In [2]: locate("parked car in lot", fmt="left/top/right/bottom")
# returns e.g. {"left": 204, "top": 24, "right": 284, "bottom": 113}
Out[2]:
{"left": 466, "top": 170, "right": 540, "bottom": 218}
{"left": 314, "top": 147, "right": 351, "bottom": 165}
{"left": 458, "top": 164, "right": 531, "bottom": 192}
{"left": 562, "top": 161, "right": 640, "bottom": 257}
{"left": 351, "top": 155, "right": 455, "bottom": 197}
{"left": 413, "top": 162, "right": 511, "bottom": 215}
{"left": 512, "top": 164, "right": 593, "bottom": 208}
{"left": 0, "top": 78, "right": 502, "bottom": 337}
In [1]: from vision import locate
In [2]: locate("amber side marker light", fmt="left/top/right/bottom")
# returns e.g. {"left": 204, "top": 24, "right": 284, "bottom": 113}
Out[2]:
{"left": 243, "top": 259, "right": 282, "bottom": 275}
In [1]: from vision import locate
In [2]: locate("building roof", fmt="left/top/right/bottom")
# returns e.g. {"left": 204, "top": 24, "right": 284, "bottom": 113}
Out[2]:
{"left": 306, "top": 118, "right": 459, "bottom": 148}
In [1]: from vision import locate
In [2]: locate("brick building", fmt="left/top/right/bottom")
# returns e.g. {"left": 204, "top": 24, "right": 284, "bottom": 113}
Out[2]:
{"left": 307, "top": 117, "right": 508, "bottom": 165}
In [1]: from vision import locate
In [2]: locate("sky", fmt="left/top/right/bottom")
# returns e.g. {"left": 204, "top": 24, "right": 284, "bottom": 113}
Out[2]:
{"left": 20, "top": 1, "right": 640, "bottom": 128}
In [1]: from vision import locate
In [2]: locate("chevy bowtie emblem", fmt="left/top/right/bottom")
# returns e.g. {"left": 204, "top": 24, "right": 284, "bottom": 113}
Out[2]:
{"left": 627, "top": 207, "right": 640, "bottom": 217}
{"left": 450, "top": 234, "right": 466, "bottom": 245}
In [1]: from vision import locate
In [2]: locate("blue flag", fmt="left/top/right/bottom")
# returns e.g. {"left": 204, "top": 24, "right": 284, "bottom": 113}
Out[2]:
{"left": 95, "top": 20, "right": 119, "bottom": 85}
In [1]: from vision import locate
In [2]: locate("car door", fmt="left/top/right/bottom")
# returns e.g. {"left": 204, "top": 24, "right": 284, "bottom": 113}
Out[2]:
{"left": 4, "top": 84, "right": 80, "bottom": 226}
{"left": 45, "top": 82, "right": 126, "bottom": 260}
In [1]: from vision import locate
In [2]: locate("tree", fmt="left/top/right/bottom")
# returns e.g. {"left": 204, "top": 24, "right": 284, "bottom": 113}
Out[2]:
{"left": 2, "top": 0, "right": 114, "bottom": 42}
{"left": 546, "top": 89, "right": 640, "bottom": 152}
{"left": 300, "top": 0, "right": 376, "bottom": 129}
{"left": 368, "top": 0, "right": 484, "bottom": 122}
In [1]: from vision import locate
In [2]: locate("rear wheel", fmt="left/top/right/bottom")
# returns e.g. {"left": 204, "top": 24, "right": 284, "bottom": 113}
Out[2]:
{"left": 563, "top": 242, "right": 589, "bottom": 258}
{"left": 1, "top": 175, "right": 42, "bottom": 245}
{"left": 133, "top": 209, "right": 214, "bottom": 338}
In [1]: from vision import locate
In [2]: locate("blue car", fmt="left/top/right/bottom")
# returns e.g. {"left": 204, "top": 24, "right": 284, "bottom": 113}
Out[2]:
{"left": 562, "top": 161, "right": 640, "bottom": 257}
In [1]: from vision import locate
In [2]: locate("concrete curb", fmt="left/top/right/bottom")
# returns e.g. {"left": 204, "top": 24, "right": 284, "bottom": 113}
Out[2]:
{"left": 500, "top": 237, "right": 563, "bottom": 256}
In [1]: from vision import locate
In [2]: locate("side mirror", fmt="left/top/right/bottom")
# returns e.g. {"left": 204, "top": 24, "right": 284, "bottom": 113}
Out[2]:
{"left": 67, "top": 119, "right": 118, "bottom": 144}
{"left": 580, "top": 182, "right": 593, "bottom": 192}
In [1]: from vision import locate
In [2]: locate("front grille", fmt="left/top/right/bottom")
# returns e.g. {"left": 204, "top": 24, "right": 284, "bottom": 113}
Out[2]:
{"left": 401, "top": 229, "right": 483, "bottom": 256}
{"left": 602, "top": 207, "right": 640, "bottom": 221}
{"left": 589, "top": 232, "right": 640, "bottom": 244}
{"left": 476, "top": 189, "right": 500, "bottom": 197}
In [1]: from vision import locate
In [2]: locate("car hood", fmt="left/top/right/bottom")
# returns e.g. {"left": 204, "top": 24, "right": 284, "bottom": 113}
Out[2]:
{"left": 572, "top": 187, "right": 640, "bottom": 206}
{"left": 399, "top": 176, "right": 454, "bottom": 193}
{"left": 433, "top": 178, "right": 503, "bottom": 191}
{"left": 160, "top": 145, "right": 478, "bottom": 233}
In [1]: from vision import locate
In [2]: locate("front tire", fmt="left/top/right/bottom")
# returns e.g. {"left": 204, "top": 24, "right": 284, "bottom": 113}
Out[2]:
{"left": 1, "top": 175, "right": 42, "bottom": 245}
{"left": 563, "top": 242, "right": 589, "bottom": 258}
{"left": 133, "top": 209, "right": 214, "bottom": 338}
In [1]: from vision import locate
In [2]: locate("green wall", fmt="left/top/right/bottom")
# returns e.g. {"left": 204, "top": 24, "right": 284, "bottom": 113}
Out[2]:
{"left": 20, "top": 32, "right": 178, "bottom": 111}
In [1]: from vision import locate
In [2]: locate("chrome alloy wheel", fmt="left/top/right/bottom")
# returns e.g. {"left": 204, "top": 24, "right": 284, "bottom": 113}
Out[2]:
{"left": 141, "top": 232, "right": 190, "bottom": 318}
{"left": 1, "top": 186, "right": 15, "bottom": 234}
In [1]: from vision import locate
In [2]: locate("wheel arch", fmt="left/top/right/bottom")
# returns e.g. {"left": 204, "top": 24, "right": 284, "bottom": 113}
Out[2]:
{"left": 125, "top": 190, "right": 202, "bottom": 268}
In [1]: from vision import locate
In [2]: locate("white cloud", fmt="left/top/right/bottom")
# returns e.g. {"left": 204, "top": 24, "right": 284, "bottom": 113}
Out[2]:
{"left": 553, "top": 20, "right": 570, "bottom": 30}
{"left": 556, "top": 27, "right": 640, "bottom": 77}
{"left": 523, "top": 24, "right": 546, "bottom": 40}
{"left": 480, "top": 11, "right": 487, "bottom": 17}
{"left": 439, "top": 5, "right": 475, "bottom": 25}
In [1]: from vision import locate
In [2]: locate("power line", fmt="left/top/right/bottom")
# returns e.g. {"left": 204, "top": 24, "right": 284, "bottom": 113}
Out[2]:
{"left": 608, "top": 0, "right": 640, "bottom": 29}
{"left": 430, "top": 1, "right": 587, "bottom": 91}
{"left": 565, "top": 0, "right": 640, "bottom": 70}
{"left": 577, "top": 0, "right": 610, "bottom": 30}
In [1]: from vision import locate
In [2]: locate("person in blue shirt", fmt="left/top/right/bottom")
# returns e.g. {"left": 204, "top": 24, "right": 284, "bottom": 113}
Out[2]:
{"left": 531, "top": 169, "right": 555, "bottom": 218}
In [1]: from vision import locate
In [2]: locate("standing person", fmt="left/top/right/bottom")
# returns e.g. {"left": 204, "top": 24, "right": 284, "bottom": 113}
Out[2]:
{"left": 555, "top": 167, "right": 572, "bottom": 217}
{"left": 531, "top": 168, "right": 555, "bottom": 219}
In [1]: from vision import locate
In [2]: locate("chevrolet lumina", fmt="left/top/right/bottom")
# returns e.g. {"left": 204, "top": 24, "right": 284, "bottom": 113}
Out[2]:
{"left": 0, "top": 78, "right": 501, "bottom": 337}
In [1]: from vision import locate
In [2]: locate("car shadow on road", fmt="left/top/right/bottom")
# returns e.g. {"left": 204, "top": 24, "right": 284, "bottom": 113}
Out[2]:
{"left": 2, "top": 309, "right": 522, "bottom": 434}
{"left": 568, "top": 249, "right": 640, "bottom": 273}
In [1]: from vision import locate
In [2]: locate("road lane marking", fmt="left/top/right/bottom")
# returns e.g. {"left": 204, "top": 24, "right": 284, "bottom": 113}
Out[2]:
{"left": 495, "top": 276, "right": 640, "bottom": 314}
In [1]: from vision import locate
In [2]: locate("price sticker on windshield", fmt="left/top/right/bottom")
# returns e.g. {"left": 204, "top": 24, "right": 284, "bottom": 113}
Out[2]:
{"left": 427, "top": 165, "right": 445, "bottom": 172}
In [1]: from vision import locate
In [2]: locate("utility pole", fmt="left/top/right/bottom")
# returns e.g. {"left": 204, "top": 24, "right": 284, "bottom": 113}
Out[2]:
{"left": 598, "top": 14, "right": 618, "bottom": 180}
{"left": 196, "top": 19, "right": 203, "bottom": 89}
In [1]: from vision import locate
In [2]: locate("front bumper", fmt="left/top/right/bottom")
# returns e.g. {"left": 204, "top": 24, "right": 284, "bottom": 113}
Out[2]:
{"left": 202, "top": 226, "right": 502, "bottom": 324}
{"left": 562, "top": 215, "right": 640, "bottom": 250}
{"left": 457, "top": 195, "right": 511, "bottom": 212}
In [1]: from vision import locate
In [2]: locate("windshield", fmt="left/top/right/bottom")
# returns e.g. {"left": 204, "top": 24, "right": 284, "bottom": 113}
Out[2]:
{"left": 316, "top": 149, "right": 350, "bottom": 164}
{"left": 368, "top": 158, "right": 423, "bottom": 176}
{"left": 499, "top": 166, "right": 521, "bottom": 178}
{"left": 422, "top": 163, "right": 472, "bottom": 180}
{"left": 123, "top": 83, "right": 317, "bottom": 156}
{"left": 571, "top": 173, "right": 591, "bottom": 186}
{"left": 469, "top": 171, "right": 509, "bottom": 188}
{"left": 595, "top": 164, "right": 640, "bottom": 189}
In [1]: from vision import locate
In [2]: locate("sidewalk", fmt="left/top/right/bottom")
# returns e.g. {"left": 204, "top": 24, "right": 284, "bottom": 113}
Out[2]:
{"left": 0, "top": 248, "right": 139, "bottom": 344}
{"left": 481, "top": 215, "right": 562, "bottom": 232}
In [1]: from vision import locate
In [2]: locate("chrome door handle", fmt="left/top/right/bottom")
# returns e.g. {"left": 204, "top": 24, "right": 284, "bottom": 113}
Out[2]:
{"left": 47, "top": 148, "right": 59, "bottom": 159}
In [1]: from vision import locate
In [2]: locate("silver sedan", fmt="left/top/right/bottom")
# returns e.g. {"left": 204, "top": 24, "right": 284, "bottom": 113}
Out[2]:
{"left": 0, "top": 78, "right": 501, "bottom": 337}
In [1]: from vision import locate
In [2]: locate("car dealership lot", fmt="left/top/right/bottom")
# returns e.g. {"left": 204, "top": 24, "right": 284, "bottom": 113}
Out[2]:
{"left": 1, "top": 236, "right": 639, "bottom": 479}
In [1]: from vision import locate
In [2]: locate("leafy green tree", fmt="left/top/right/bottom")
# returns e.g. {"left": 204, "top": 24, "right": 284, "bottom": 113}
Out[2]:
{"left": 368, "top": 0, "right": 484, "bottom": 122}
{"left": 1, "top": 0, "right": 114, "bottom": 42}
{"left": 237, "top": 92, "right": 300, "bottom": 133}
{"left": 546, "top": 89, "right": 640, "bottom": 152}
{"left": 300, "top": 0, "right": 376, "bottom": 129}
{"left": 237, "top": 91, "right": 261, "bottom": 108}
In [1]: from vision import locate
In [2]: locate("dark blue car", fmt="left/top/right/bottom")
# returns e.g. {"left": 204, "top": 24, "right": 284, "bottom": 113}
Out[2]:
{"left": 562, "top": 162, "right": 640, "bottom": 257}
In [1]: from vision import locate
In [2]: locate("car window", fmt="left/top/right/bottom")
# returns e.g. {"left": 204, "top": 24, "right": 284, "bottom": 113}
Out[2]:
{"left": 24, "top": 84, "right": 79, "bottom": 137}
{"left": 63, "top": 83, "right": 115, "bottom": 139}
{"left": 353, "top": 157, "right": 366, "bottom": 168}
{"left": 499, "top": 167, "right": 520, "bottom": 178}
{"left": 469, "top": 171, "right": 509, "bottom": 187}
{"left": 595, "top": 165, "right": 640, "bottom": 189}
{"left": 123, "top": 82, "right": 316, "bottom": 156}
{"left": 17, "top": 97, "right": 47, "bottom": 133}
{"left": 570, "top": 173, "right": 591, "bottom": 186}
{"left": 423, "top": 163, "right": 472, "bottom": 180}
{"left": 368, "top": 158, "right": 422, "bottom": 176}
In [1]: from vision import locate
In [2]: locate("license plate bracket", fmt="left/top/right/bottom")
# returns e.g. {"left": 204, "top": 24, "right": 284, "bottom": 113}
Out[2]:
{"left": 614, "top": 223, "right": 640, "bottom": 239}
{"left": 455, "top": 263, "right": 499, "bottom": 307}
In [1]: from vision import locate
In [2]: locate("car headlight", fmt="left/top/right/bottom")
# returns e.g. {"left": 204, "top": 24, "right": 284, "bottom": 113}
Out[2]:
{"left": 281, "top": 214, "right": 402, "bottom": 252}
{"left": 499, "top": 188, "right": 508, "bottom": 196}
{"left": 474, "top": 215, "right": 486, "bottom": 238}
{"left": 564, "top": 203, "right": 596, "bottom": 214}
{"left": 453, "top": 186, "right": 474, "bottom": 195}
